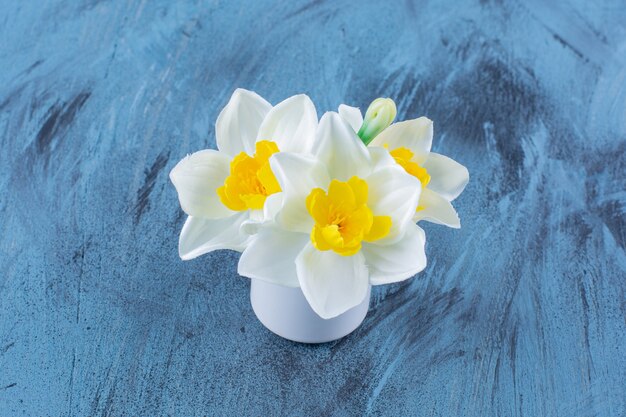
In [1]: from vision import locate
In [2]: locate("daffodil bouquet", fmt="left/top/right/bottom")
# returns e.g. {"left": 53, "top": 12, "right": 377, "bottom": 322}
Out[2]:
{"left": 170, "top": 89, "right": 468, "bottom": 341}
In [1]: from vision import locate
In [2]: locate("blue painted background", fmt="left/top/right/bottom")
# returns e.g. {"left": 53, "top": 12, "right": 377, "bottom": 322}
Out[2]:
{"left": 1, "top": 1, "right": 625, "bottom": 415}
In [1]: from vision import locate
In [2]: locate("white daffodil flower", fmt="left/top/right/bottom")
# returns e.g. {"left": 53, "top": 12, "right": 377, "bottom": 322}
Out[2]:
{"left": 170, "top": 89, "right": 318, "bottom": 260}
{"left": 237, "top": 112, "right": 427, "bottom": 319}
{"left": 339, "top": 103, "right": 469, "bottom": 228}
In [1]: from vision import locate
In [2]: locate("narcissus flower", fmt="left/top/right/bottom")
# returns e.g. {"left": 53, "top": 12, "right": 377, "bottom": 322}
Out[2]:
{"left": 237, "top": 112, "right": 427, "bottom": 319}
{"left": 340, "top": 102, "right": 469, "bottom": 228}
{"left": 170, "top": 89, "right": 317, "bottom": 259}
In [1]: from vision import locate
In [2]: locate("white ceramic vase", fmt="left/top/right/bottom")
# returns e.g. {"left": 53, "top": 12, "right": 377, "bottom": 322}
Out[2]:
{"left": 250, "top": 279, "right": 370, "bottom": 344}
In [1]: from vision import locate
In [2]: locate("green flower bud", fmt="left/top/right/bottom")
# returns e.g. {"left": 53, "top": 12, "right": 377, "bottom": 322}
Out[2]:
{"left": 357, "top": 98, "right": 397, "bottom": 145}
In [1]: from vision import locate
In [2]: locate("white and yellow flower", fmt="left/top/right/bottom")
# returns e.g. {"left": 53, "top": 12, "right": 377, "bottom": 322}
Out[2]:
{"left": 170, "top": 89, "right": 318, "bottom": 259}
{"left": 237, "top": 112, "right": 427, "bottom": 319}
{"left": 340, "top": 102, "right": 469, "bottom": 228}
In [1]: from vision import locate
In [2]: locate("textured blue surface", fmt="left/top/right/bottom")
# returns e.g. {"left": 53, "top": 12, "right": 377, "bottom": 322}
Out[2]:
{"left": 1, "top": 1, "right": 626, "bottom": 416}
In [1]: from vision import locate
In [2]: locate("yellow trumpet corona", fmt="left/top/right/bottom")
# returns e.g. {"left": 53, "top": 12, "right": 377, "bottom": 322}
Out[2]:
{"left": 217, "top": 140, "right": 281, "bottom": 211}
{"left": 306, "top": 176, "right": 392, "bottom": 256}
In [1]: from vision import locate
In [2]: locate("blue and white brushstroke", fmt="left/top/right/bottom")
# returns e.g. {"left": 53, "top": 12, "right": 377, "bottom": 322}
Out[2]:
{"left": 0, "top": 0, "right": 625, "bottom": 415}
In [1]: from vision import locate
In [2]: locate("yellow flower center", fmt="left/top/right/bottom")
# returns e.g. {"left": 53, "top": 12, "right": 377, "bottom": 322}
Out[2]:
{"left": 385, "top": 145, "right": 430, "bottom": 212}
{"left": 386, "top": 146, "right": 430, "bottom": 187}
{"left": 217, "top": 140, "right": 281, "bottom": 211}
{"left": 305, "top": 176, "right": 392, "bottom": 256}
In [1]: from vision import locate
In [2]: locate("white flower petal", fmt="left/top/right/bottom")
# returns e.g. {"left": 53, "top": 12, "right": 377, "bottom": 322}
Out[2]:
{"left": 270, "top": 153, "right": 330, "bottom": 196}
{"left": 338, "top": 104, "right": 363, "bottom": 132}
{"left": 295, "top": 243, "right": 369, "bottom": 319}
{"left": 256, "top": 94, "right": 318, "bottom": 153}
{"left": 270, "top": 153, "right": 330, "bottom": 233}
{"left": 263, "top": 192, "right": 284, "bottom": 224}
{"left": 240, "top": 194, "right": 283, "bottom": 235}
{"left": 366, "top": 165, "right": 421, "bottom": 244}
{"left": 423, "top": 152, "right": 469, "bottom": 201}
{"left": 178, "top": 213, "right": 250, "bottom": 260}
{"left": 216, "top": 88, "right": 271, "bottom": 156}
{"left": 370, "top": 117, "right": 433, "bottom": 161}
{"left": 169, "top": 150, "right": 233, "bottom": 219}
{"left": 363, "top": 223, "right": 427, "bottom": 285}
{"left": 368, "top": 146, "right": 398, "bottom": 172}
{"left": 238, "top": 227, "right": 307, "bottom": 287}
{"left": 312, "top": 112, "right": 371, "bottom": 181}
{"left": 414, "top": 188, "right": 461, "bottom": 228}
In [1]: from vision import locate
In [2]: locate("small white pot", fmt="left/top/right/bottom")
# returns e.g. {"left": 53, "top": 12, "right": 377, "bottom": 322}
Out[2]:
{"left": 250, "top": 278, "right": 370, "bottom": 344}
